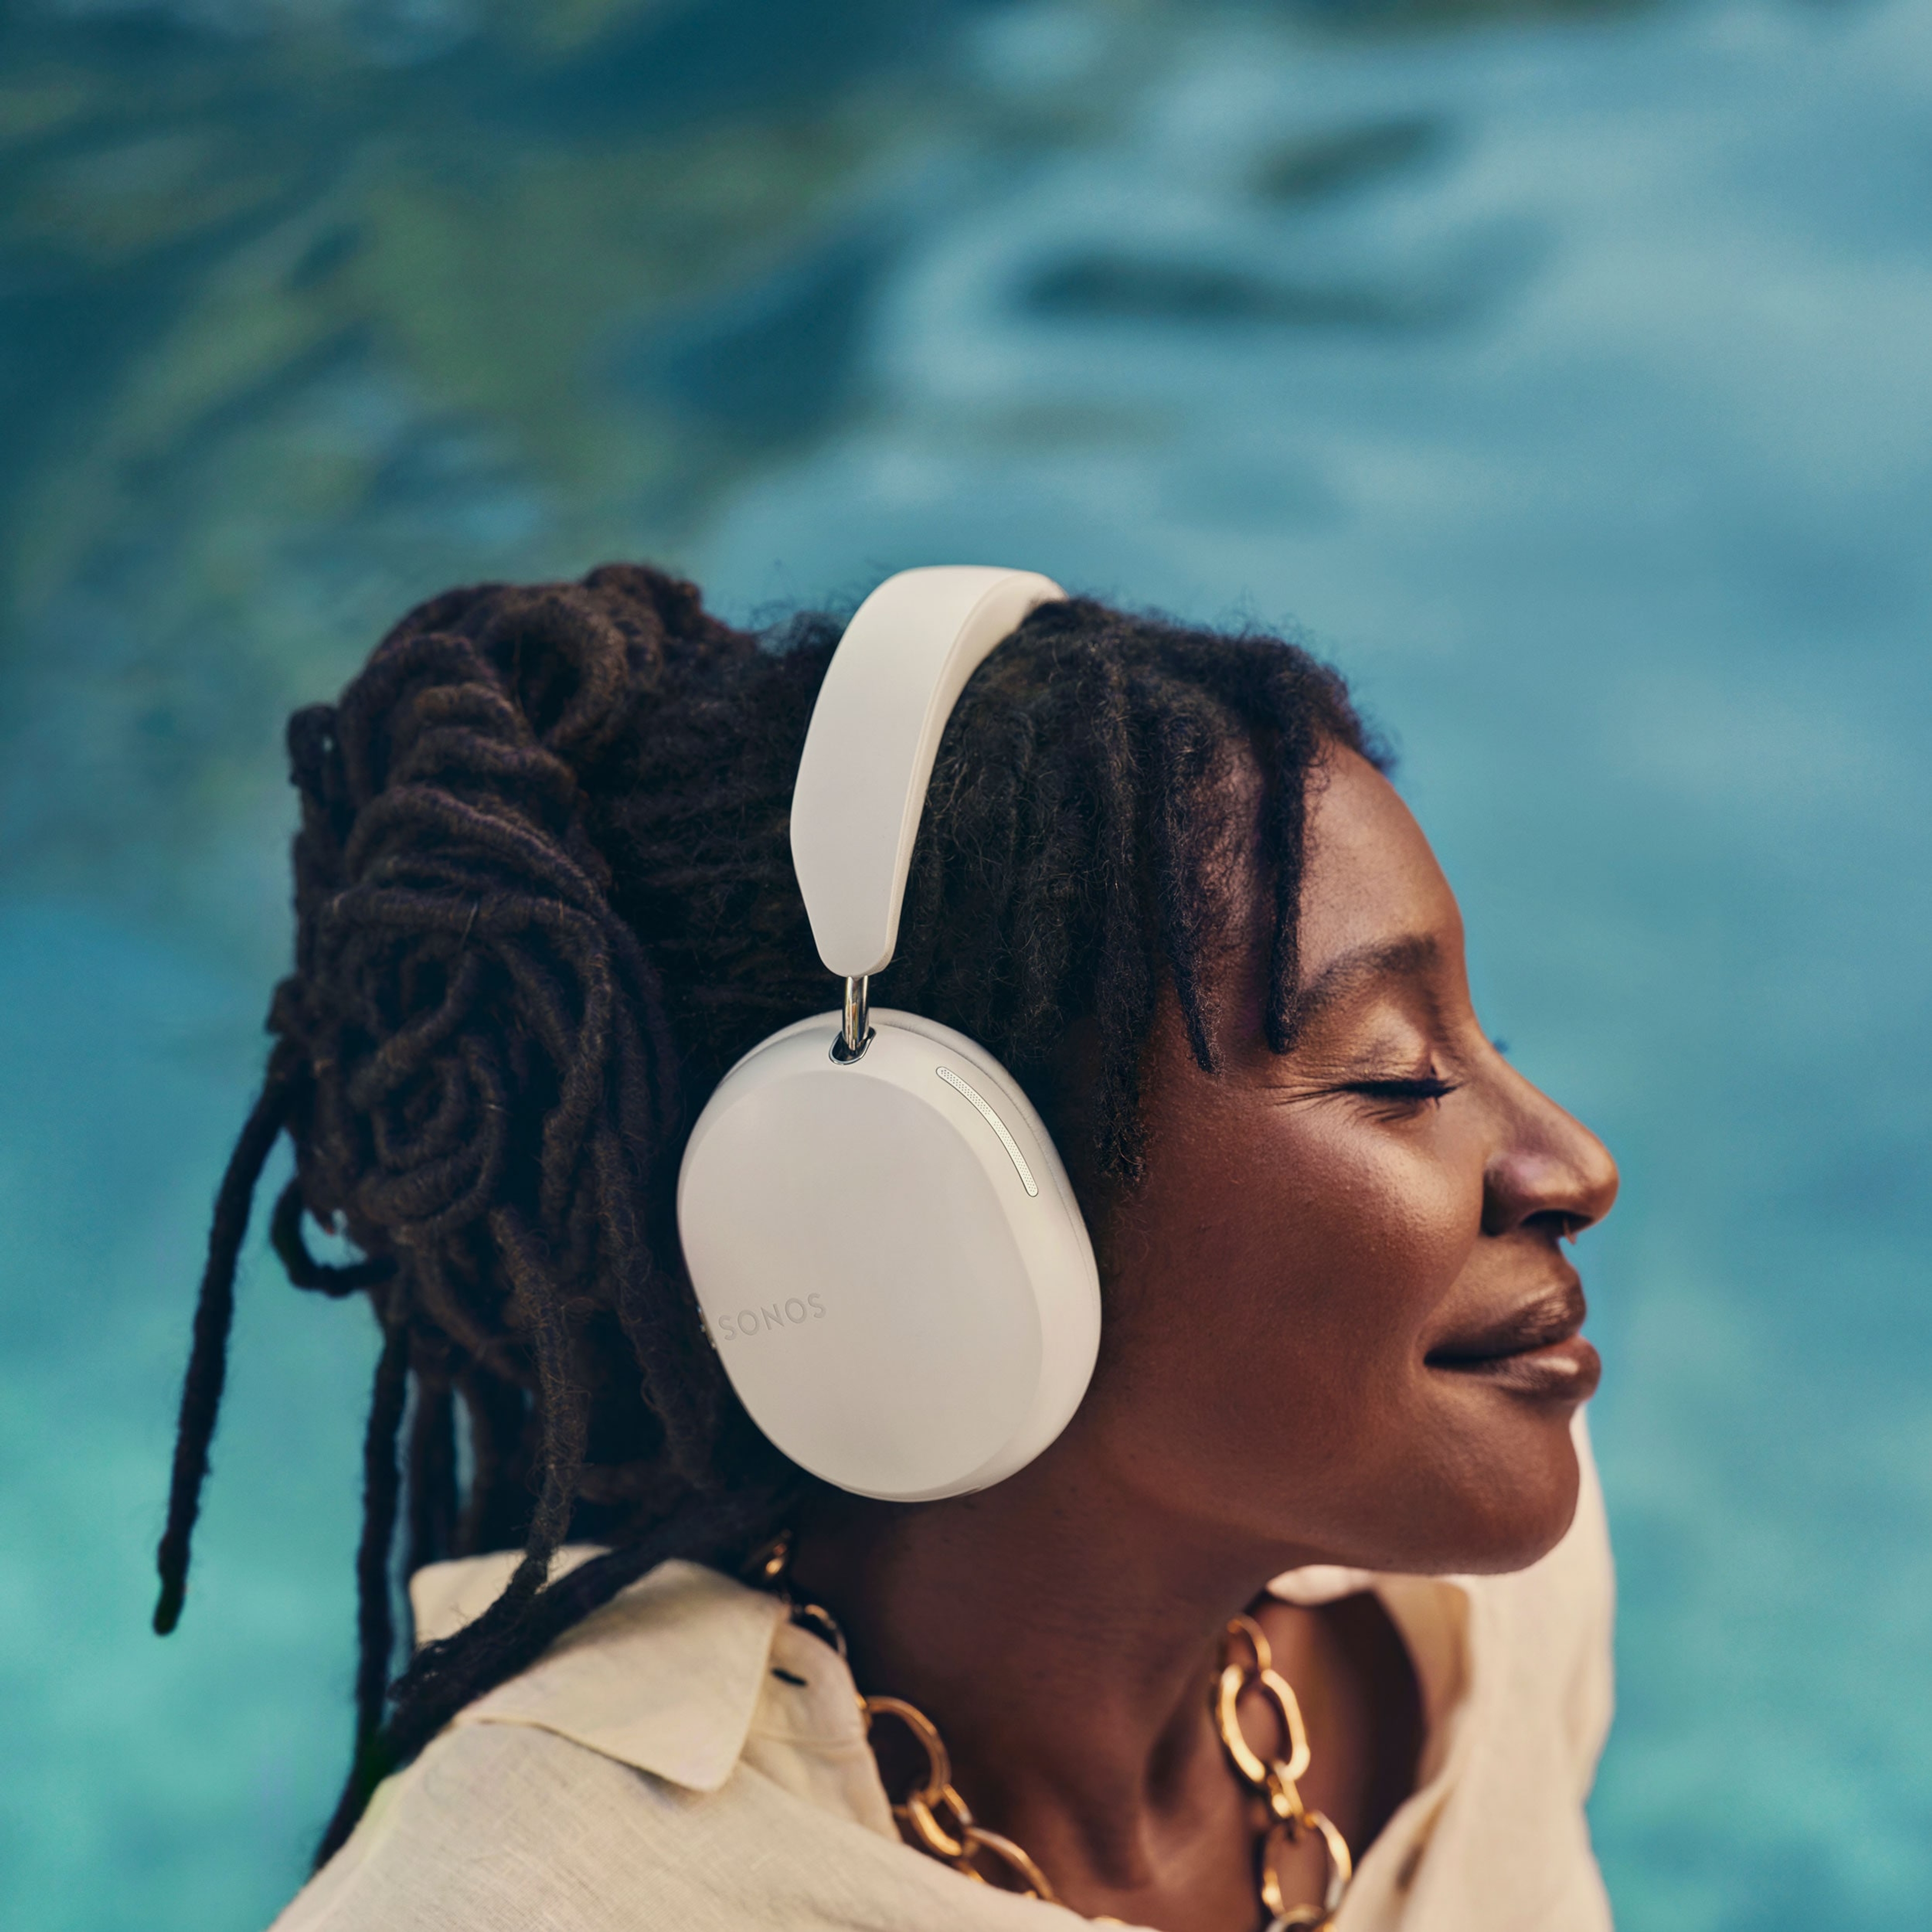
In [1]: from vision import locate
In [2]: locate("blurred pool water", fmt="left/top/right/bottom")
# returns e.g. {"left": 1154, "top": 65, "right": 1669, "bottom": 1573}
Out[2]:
{"left": 1, "top": 1, "right": 1927, "bottom": 1927}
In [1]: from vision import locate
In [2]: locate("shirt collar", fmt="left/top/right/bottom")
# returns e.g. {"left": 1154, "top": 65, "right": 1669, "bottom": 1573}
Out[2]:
{"left": 409, "top": 1549, "right": 786, "bottom": 1794}
{"left": 408, "top": 1549, "right": 1475, "bottom": 1805}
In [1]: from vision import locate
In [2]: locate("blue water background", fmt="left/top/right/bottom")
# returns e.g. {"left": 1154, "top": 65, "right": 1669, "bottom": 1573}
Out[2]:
{"left": 1, "top": 1, "right": 1927, "bottom": 1926}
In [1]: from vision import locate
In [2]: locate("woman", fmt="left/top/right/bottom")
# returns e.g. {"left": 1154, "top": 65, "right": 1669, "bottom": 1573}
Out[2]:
{"left": 154, "top": 562, "right": 1619, "bottom": 1930}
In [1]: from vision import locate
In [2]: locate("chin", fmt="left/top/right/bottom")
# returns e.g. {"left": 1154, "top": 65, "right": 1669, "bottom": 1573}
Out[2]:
{"left": 1434, "top": 1418, "right": 1585, "bottom": 1576}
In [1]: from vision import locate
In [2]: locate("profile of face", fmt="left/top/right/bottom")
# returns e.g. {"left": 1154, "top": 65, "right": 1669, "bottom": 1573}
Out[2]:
{"left": 1057, "top": 745, "right": 1619, "bottom": 1579}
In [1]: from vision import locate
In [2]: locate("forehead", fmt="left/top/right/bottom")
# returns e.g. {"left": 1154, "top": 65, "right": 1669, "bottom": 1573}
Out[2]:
{"left": 1293, "top": 748, "right": 1461, "bottom": 983}
{"left": 1191, "top": 742, "right": 1462, "bottom": 1051}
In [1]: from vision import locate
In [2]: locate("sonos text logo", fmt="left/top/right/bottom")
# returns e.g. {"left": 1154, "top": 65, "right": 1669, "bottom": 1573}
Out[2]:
{"left": 713, "top": 1294, "right": 827, "bottom": 1342}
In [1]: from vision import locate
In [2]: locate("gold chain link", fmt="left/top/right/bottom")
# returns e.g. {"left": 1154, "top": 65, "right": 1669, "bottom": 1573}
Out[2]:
{"left": 860, "top": 1695, "right": 1066, "bottom": 1903}
{"left": 1222, "top": 1614, "right": 1354, "bottom": 1931}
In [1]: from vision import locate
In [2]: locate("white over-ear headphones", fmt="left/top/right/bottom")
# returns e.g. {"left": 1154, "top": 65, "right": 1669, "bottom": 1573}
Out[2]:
{"left": 676, "top": 567, "right": 1101, "bottom": 1502}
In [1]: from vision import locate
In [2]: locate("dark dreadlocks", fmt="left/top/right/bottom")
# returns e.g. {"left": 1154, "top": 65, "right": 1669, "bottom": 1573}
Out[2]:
{"left": 150, "top": 562, "right": 1379, "bottom": 1864}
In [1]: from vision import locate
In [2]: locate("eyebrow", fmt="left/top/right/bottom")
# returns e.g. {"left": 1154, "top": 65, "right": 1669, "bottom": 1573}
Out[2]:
{"left": 1286, "top": 932, "right": 1442, "bottom": 1033}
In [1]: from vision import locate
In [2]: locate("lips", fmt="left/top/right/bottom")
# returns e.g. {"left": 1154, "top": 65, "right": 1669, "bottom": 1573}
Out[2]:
{"left": 1425, "top": 1279, "right": 1600, "bottom": 1402}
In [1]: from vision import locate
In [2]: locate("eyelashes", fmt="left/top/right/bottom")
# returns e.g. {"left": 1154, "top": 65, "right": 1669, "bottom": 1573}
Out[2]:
{"left": 1259, "top": 1058, "right": 1463, "bottom": 1113}
{"left": 1345, "top": 1072, "right": 1459, "bottom": 1108}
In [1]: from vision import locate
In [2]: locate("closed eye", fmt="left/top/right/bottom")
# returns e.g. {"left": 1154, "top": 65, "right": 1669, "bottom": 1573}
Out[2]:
{"left": 1347, "top": 1074, "right": 1459, "bottom": 1105}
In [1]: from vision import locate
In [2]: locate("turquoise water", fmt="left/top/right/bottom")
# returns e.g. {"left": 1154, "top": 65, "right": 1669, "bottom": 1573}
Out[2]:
{"left": 2, "top": 1, "right": 1927, "bottom": 1926}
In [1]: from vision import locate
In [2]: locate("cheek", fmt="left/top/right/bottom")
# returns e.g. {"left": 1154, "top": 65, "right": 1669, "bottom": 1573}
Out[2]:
{"left": 1096, "top": 1102, "right": 1477, "bottom": 1426}
{"left": 1219, "top": 1110, "right": 1476, "bottom": 1371}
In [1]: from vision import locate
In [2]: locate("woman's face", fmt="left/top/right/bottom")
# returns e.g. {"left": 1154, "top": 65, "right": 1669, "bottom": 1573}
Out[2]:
{"left": 1074, "top": 746, "right": 1620, "bottom": 1576}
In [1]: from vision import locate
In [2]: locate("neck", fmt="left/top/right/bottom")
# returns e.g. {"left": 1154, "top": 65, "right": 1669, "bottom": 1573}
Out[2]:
{"left": 789, "top": 1438, "right": 1316, "bottom": 1898}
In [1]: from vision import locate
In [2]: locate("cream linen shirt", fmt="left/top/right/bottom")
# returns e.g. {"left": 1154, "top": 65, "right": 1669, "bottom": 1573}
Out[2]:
{"left": 273, "top": 1425, "right": 1615, "bottom": 1932}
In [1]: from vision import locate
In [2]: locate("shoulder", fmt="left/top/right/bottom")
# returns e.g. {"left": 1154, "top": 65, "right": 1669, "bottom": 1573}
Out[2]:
{"left": 271, "top": 1725, "right": 703, "bottom": 1932}
{"left": 271, "top": 1716, "right": 1050, "bottom": 1932}
{"left": 271, "top": 1554, "right": 800, "bottom": 1932}
{"left": 268, "top": 1553, "right": 1048, "bottom": 1932}
{"left": 274, "top": 1721, "right": 881, "bottom": 1932}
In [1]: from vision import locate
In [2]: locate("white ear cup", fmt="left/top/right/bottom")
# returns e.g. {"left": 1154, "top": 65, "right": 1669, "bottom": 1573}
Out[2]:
{"left": 677, "top": 1012, "right": 1100, "bottom": 1501}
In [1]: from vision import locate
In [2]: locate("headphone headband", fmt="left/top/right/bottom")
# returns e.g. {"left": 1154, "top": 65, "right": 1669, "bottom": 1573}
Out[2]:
{"left": 790, "top": 567, "right": 1065, "bottom": 979}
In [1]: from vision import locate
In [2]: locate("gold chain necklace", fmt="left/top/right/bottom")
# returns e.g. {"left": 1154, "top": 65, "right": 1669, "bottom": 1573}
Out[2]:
{"left": 761, "top": 1540, "right": 1354, "bottom": 1931}
{"left": 859, "top": 1614, "right": 1353, "bottom": 1928}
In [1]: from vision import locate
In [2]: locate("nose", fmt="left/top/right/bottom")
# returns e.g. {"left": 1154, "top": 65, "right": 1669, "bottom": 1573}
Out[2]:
{"left": 1480, "top": 1060, "right": 1620, "bottom": 1241}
